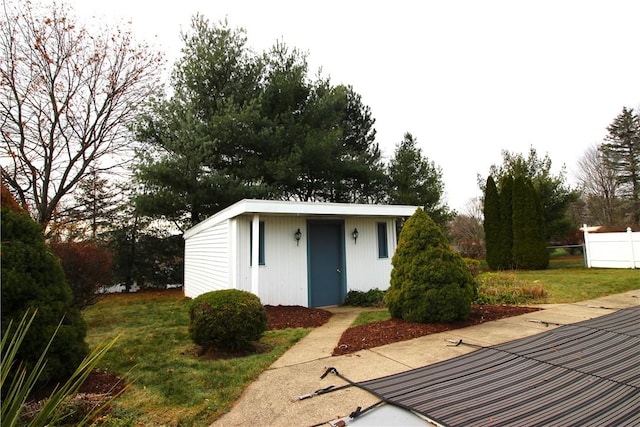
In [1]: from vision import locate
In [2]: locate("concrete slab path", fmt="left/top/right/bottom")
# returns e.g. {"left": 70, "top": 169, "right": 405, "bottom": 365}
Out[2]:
{"left": 212, "top": 290, "right": 640, "bottom": 426}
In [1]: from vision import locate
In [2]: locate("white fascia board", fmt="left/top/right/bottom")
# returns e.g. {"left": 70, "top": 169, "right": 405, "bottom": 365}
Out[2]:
{"left": 240, "top": 199, "right": 419, "bottom": 217}
{"left": 184, "top": 199, "right": 420, "bottom": 239}
{"left": 183, "top": 200, "right": 251, "bottom": 239}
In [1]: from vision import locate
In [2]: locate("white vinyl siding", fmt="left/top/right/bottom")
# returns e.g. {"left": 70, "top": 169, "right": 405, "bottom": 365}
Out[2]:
{"left": 236, "top": 216, "right": 309, "bottom": 306}
{"left": 183, "top": 200, "right": 414, "bottom": 306}
{"left": 183, "top": 219, "right": 230, "bottom": 298}
{"left": 345, "top": 217, "right": 396, "bottom": 293}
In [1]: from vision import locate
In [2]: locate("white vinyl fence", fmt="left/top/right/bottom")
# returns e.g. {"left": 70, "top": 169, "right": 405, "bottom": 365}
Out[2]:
{"left": 583, "top": 226, "right": 640, "bottom": 269}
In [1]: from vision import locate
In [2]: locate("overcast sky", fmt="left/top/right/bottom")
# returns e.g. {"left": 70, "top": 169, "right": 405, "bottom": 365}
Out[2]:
{"left": 67, "top": 0, "right": 640, "bottom": 211}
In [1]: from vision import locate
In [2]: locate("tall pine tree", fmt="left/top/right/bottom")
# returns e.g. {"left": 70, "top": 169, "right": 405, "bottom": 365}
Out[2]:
{"left": 388, "top": 133, "right": 452, "bottom": 226}
{"left": 601, "top": 107, "right": 640, "bottom": 225}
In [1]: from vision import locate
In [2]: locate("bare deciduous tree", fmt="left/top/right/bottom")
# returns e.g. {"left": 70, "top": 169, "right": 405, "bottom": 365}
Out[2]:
{"left": 575, "top": 144, "right": 623, "bottom": 226}
{"left": 447, "top": 197, "right": 485, "bottom": 259}
{"left": 0, "top": 0, "right": 164, "bottom": 233}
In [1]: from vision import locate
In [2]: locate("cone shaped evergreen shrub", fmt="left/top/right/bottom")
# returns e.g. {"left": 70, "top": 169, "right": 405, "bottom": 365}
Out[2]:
{"left": 385, "top": 208, "right": 477, "bottom": 323}
{"left": 1, "top": 207, "right": 88, "bottom": 388}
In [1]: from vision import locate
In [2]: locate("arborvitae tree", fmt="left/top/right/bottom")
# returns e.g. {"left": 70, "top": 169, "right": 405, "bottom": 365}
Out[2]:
{"left": 512, "top": 176, "right": 549, "bottom": 269}
{"left": 385, "top": 208, "right": 476, "bottom": 323}
{"left": 1, "top": 189, "right": 89, "bottom": 387}
{"left": 483, "top": 176, "right": 501, "bottom": 269}
{"left": 531, "top": 180, "right": 550, "bottom": 267}
{"left": 484, "top": 147, "right": 578, "bottom": 242}
{"left": 497, "top": 175, "right": 514, "bottom": 269}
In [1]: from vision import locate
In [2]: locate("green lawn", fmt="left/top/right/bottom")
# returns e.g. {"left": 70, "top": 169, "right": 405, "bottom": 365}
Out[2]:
{"left": 83, "top": 291, "right": 309, "bottom": 426}
{"left": 85, "top": 258, "right": 638, "bottom": 425}
{"left": 512, "top": 266, "right": 639, "bottom": 303}
{"left": 353, "top": 256, "right": 639, "bottom": 326}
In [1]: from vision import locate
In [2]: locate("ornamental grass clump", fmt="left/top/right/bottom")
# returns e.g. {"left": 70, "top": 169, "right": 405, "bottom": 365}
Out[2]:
{"left": 385, "top": 208, "right": 477, "bottom": 323}
{"left": 1, "top": 310, "right": 120, "bottom": 427}
{"left": 188, "top": 289, "right": 267, "bottom": 352}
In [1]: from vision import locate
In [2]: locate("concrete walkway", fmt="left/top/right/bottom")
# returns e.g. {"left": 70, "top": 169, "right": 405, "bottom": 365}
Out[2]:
{"left": 212, "top": 290, "right": 640, "bottom": 426}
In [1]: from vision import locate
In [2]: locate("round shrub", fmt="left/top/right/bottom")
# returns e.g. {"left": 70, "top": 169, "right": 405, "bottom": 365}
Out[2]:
{"left": 188, "top": 289, "right": 267, "bottom": 352}
{"left": 385, "top": 208, "right": 477, "bottom": 323}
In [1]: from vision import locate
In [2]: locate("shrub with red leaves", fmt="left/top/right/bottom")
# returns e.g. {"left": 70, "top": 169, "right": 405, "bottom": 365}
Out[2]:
{"left": 49, "top": 241, "right": 114, "bottom": 310}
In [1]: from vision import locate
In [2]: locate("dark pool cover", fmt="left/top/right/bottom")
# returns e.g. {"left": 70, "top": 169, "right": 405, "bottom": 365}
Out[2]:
{"left": 357, "top": 306, "right": 640, "bottom": 426}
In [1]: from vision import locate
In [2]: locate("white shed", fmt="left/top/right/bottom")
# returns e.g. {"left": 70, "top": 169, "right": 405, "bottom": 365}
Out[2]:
{"left": 183, "top": 199, "right": 419, "bottom": 307}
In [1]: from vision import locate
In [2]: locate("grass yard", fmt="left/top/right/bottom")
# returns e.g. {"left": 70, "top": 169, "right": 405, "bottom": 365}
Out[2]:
{"left": 352, "top": 255, "right": 639, "bottom": 326}
{"left": 512, "top": 266, "right": 640, "bottom": 303}
{"left": 481, "top": 255, "right": 639, "bottom": 304}
{"left": 350, "top": 309, "right": 391, "bottom": 326}
{"left": 84, "top": 256, "right": 638, "bottom": 425}
{"left": 82, "top": 290, "right": 309, "bottom": 426}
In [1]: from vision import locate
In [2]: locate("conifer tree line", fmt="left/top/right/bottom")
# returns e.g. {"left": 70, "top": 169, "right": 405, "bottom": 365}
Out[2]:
{"left": 483, "top": 175, "right": 549, "bottom": 270}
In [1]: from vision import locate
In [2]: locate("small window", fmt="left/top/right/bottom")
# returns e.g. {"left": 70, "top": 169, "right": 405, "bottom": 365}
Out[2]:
{"left": 249, "top": 221, "right": 265, "bottom": 266}
{"left": 377, "top": 222, "right": 388, "bottom": 258}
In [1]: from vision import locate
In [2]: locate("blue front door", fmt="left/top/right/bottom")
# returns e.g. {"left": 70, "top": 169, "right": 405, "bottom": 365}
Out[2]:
{"left": 308, "top": 221, "right": 345, "bottom": 307}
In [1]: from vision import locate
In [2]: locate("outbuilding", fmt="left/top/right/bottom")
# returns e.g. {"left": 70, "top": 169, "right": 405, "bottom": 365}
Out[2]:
{"left": 183, "top": 199, "right": 419, "bottom": 307}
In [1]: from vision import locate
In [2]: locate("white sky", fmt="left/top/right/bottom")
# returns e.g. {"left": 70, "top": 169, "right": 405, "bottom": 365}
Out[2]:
{"left": 66, "top": 0, "right": 640, "bottom": 211}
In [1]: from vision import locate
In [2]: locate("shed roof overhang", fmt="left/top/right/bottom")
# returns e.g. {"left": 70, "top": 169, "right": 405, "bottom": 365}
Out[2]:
{"left": 184, "top": 199, "right": 420, "bottom": 239}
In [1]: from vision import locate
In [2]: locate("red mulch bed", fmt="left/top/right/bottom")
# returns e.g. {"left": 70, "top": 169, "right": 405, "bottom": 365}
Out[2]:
{"left": 332, "top": 304, "right": 541, "bottom": 356}
{"left": 77, "top": 369, "right": 127, "bottom": 396}
{"left": 265, "top": 305, "right": 333, "bottom": 329}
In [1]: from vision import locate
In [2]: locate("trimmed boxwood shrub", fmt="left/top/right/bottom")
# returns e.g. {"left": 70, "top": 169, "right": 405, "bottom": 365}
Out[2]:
{"left": 188, "top": 289, "right": 267, "bottom": 352}
{"left": 385, "top": 208, "right": 477, "bottom": 323}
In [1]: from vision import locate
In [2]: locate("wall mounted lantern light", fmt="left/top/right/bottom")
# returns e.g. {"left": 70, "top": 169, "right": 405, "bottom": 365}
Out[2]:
{"left": 352, "top": 228, "right": 359, "bottom": 244}
{"left": 294, "top": 228, "right": 302, "bottom": 246}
